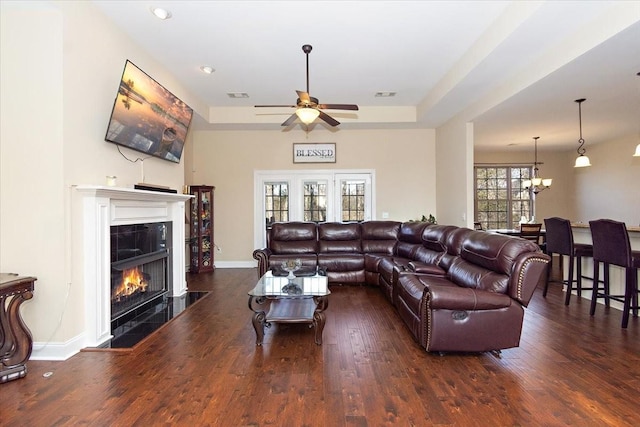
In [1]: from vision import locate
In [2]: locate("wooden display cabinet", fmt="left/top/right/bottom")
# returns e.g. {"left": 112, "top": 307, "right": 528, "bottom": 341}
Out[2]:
{"left": 189, "top": 185, "right": 215, "bottom": 273}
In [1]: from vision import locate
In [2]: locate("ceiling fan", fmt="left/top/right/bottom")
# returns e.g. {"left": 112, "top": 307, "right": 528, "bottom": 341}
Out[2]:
{"left": 255, "top": 44, "right": 359, "bottom": 127}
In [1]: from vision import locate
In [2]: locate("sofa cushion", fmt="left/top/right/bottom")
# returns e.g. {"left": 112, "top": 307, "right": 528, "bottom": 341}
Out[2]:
{"left": 422, "top": 225, "right": 457, "bottom": 252}
{"left": 427, "top": 283, "right": 513, "bottom": 310}
{"left": 361, "top": 221, "right": 400, "bottom": 255}
{"left": 269, "top": 222, "right": 318, "bottom": 255}
{"left": 318, "top": 222, "right": 362, "bottom": 253}
{"left": 397, "top": 274, "right": 455, "bottom": 314}
{"left": 317, "top": 253, "right": 365, "bottom": 271}
{"left": 446, "top": 257, "right": 509, "bottom": 293}
{"left": 396, "top": 222, "right": 429, "bottom": 258}
{"left": 439, "top": 227, "right": 474, "bottom": 270}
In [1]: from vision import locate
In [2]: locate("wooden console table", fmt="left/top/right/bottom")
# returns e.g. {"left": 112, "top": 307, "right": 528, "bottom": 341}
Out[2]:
{"left": 1, "top": 273, "right": 36, "bottom": 383}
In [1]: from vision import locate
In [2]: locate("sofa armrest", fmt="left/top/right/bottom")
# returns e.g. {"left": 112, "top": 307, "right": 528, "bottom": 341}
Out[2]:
{"left": 427, "top": 284, "right": 513, "bottom": 311}
{"left": 407, "top": 261, "right": 446, "bottom": 276}
{"left": 508, "top": 252, "right": 550, "bottom": 307}
{"left": 252, "top": 248, "right": 272, "bottom": 278}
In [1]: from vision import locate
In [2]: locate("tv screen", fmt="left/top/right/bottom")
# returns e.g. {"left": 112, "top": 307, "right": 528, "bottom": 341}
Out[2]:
{"left": 105, "top": 60, "right": 193, "bottom": 163}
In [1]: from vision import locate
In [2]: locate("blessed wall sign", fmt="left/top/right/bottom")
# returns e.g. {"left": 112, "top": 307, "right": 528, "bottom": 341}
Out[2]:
{"left": 293, "top": 143, "right": 336, "bottom": 163}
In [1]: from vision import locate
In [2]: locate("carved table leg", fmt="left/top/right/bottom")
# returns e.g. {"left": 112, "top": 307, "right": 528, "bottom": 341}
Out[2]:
{"left": 1, "top": 275, "right": 36, "bottom": 383}
{"left": 313, "top": 295, "right": 329, "bottom": 345}
{"left": 252, "top": 311, "right": 266, "bottom": 346}
{"left": 248, "top": 296, "right": 269, "bottom": 346}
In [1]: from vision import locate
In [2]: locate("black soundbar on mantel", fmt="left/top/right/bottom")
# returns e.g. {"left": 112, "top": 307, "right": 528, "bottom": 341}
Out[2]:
{"left": 134, "top": 184, "right": 178, "bottom": 194}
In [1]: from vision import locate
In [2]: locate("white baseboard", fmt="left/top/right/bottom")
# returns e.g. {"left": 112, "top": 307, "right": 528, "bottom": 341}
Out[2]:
{"left": 213, "top": 260, "right": 256, "bottom": 269}
{"left": 31, "top": 333, "right": 86, "bottom": 361}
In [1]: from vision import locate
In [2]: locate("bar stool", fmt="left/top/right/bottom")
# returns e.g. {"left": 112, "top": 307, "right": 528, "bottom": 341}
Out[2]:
{"left": 543, "top": 217, "right": 594, "bottom": 305}
{"left": 589, "top": 219, "right": 640, "bottom": 328}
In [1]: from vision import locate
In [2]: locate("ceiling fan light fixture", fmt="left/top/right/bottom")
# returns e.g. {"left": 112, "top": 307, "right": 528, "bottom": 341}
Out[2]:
{"left": 296, "top": 107, "right": 320, "bottom": 125}
{"left": 254, "top": 44, "right": 358, "bottom": 128}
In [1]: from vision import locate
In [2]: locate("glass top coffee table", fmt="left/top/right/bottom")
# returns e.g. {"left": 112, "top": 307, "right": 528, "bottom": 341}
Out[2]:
{"left": 248, "top": 271, "right": 330, "bottom": 345}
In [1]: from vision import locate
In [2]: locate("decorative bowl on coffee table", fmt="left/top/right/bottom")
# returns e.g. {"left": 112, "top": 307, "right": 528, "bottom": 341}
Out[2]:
{"left": 281, "top": 259, "right": 302, "bottom": 279}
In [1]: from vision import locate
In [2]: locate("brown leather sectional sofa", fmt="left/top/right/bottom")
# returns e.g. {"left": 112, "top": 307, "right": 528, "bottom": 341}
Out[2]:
{"left": 252, "top": 221, "right": 549, "bottom": 353}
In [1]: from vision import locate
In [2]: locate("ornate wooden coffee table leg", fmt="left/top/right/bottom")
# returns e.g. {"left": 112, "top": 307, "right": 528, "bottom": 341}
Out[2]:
{"left": 248, "top": 296, "right": 268, "bottom": 346}
{"left": 313, "top": 295, "right": 329, "bottom": 345}
{"left": 252, "top": 311, "right": 266, "bottom": 346}
{"left": 1, "top": 275, "right": 36, "bottom": 383}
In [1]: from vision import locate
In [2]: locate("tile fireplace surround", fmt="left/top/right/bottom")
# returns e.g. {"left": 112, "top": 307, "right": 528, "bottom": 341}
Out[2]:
{"left": 75, "top": 186, "right": 192, "bottom": 350}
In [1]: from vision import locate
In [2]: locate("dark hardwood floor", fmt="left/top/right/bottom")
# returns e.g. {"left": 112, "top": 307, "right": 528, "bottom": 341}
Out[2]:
{"left": 4, "top": 260, "right": 640, "bottom": 426}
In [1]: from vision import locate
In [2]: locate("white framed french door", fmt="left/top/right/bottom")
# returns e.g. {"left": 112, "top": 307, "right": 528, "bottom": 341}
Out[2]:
{"left": 254, "top": 169, "right": 375, "bottom": 248}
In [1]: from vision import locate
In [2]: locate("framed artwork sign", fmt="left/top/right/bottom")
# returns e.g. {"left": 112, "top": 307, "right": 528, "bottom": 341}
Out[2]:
{"left": 293, "top": 143, "right": 336, "bottom": 163}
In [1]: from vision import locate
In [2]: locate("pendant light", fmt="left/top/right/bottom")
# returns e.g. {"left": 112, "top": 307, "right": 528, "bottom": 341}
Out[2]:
{"left": 574, "top": 98, "right": 591, "bottom": 167}
{"left": 523, "top": 137, "right": 552, "bottom": 193}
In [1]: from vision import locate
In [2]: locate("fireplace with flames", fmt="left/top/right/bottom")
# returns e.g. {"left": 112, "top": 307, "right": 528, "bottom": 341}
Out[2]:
{"left": 110, "top": 222, "right": 172, "bottom": 326}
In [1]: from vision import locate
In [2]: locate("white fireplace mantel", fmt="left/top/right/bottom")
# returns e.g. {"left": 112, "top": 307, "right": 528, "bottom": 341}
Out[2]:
{"left": 75, "top": 185, "right": 193, "bottom": 348}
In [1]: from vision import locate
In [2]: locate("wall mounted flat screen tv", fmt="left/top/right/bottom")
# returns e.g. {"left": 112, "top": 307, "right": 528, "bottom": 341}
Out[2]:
{"left": 105, "top": 60, "right": 193, "bottom": 163}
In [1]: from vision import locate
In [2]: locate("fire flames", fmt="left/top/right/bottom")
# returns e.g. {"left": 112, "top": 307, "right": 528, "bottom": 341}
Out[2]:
{"left": 113, "top": 267, "right": 148, "bottom": 301}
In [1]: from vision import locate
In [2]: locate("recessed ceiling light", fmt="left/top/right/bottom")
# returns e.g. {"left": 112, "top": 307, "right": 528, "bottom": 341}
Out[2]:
{"left": 200, "top": 66, "right": 215, "bottom": 74}
{"left": 374, "top": 92, "right": 396, "bottom": 97}
{"left": 150, "top": 7, "right": 171, "bottom": 20}
{"left": 227, "top": 92, "right": 249, "bottom": 99}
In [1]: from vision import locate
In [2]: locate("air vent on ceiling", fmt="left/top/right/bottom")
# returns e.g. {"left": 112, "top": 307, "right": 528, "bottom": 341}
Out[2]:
{"left": 227, "top": 92, "right": 249, "bottom": 99}
{"left": 374, "top": 92, "right": 396, "bottom": 97}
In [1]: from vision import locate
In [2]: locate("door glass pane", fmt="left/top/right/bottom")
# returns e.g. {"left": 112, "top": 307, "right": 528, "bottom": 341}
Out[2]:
{"left": 341, "top": 180, "right": 365, "bottom": 222}
{"left": 303, "top": 181, "right": 327, "bottom": 222}
{"left": 264, "top": 182, "right": 288, "bottom": 228}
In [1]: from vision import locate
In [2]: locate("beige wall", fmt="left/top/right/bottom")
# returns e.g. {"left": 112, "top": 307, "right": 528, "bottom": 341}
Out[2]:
{"left": 1, "top": 4, "right": 67, "bottom": 347}
{"left": 190, "top": 128, "right": 437, "bottom": 263}
{"left": 435, "top": 119, "right": 474, "bottom": 227}
{"left": 573, "top": 135, "right": 640, "bottom": 226}
{"left": 0, "top": 1, "right": 203, "bottom": 358}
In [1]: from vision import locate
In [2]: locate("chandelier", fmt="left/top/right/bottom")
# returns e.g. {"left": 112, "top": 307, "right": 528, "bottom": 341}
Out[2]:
{"left": 523, "top": 136, "right": 552, "bottom": 194}
{"left": 574, "top": 98, "right": 592, "bottom": 167}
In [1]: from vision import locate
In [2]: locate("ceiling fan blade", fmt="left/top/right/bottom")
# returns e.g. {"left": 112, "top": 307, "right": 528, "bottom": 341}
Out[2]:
{"left": 296, "top": 90, "right": 311, "bottom": 104}
{"left": 318, "top": 111, "right": 340, "bottom": 127}
{"left": 281, "top": 113, "right": 298, "bottom": 127}
{"left": 317, "top": 103, "right": 359, "bottom": 111}
{"left": 255, "top": 105, "right": 296, "bottom": 108}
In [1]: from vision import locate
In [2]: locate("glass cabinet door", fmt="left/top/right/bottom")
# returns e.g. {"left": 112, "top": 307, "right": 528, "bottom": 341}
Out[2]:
{"left": 189, "top": 185, "right": 215, "bottom": 273}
